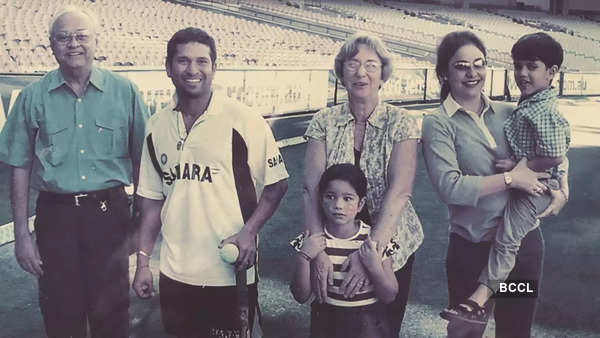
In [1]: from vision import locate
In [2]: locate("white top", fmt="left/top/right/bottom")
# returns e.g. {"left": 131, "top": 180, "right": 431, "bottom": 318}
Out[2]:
{"left": 443, "top": 94, "right": 497, "bottom": 148}
{"left": 137, "top": 89, "right": 289, "bottom": 286}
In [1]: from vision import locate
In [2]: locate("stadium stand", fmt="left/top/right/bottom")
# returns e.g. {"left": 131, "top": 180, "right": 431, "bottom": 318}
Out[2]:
{"left": 1, "top": 0, "right": 343, "bottom": 72}
{"left": 1, "top": 0, "right": 599, "bottom": 73}
{"left": 240, "top": 0, "right": 600, "bottom": 71}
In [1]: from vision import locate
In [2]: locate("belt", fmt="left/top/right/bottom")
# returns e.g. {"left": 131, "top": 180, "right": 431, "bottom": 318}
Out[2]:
{"left": 38, "top": 186, "right": 124, "bottom": 207}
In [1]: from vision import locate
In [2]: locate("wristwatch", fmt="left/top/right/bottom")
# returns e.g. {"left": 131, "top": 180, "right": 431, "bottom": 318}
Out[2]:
{"left": 503, "top": 172, "right": 513, "bottom": 186}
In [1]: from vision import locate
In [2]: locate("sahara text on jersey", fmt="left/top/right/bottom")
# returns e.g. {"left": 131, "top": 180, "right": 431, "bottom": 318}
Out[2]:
{"left": 162, "top": 163, "right": 214, "bottom": 185}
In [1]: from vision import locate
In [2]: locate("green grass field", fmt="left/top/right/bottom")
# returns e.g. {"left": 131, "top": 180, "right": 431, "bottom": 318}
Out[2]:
{"left": 0, "top": 99, "right": 599, "bottom": 337}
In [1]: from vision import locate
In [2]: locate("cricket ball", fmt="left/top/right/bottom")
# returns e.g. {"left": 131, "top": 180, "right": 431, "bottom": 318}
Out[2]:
{"left": 220, "top": 243, "right": 239, "bottom": 264}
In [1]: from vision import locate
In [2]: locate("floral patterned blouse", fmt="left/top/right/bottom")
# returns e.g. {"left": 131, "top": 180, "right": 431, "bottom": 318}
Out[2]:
{"left": 304, "top": 101, "right": 424, "bottom": 270}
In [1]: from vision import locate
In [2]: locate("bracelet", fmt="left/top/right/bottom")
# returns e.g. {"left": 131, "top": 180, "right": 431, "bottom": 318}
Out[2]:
{"left": 137, "top": 265, "right": 150, "bottom": 269}
{"left": 137, "top": 250, "right": 152, "bottom": 258}
{"left": 297, "top": 250, "right": 312, "bottom": 262}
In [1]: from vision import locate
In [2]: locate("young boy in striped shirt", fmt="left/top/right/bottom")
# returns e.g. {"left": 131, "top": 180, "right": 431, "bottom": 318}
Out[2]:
{"left": 290, "top": 163, "right": 398, "bottom": 338}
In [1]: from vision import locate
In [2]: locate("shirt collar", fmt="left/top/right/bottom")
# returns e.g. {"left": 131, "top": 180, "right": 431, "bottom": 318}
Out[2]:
{"left": 47, "top": 66, "right": 104, "bottom": 92}
{"left": 172, "top": 88, "right": 218, "bottom": 116}
{"left": 518, "top": 86, "right": 557, "bottom": 106}
{"left": 335, "top": 99, "right": 387, "bottom": 129}
{"left": 442, "top": 94, "right": 492, "bottom": 117}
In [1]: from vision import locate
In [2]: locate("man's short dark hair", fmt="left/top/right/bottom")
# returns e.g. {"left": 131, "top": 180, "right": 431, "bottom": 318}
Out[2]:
{"left": 511, "top": 32, "right": 563, "bottom": 69}
{"left": 166, "top": 27, "right": 217, "bottom": 66}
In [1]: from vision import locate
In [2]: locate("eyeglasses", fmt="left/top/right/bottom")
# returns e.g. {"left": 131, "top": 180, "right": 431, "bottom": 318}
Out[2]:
{"left": 52, "top": 32, "right": 92, "bottom": 44}
{"left": 452, "top": 58, "right": 487, "bottom": 72}
{"left": 344, "top": 60, "right": 381, "bottom": 73}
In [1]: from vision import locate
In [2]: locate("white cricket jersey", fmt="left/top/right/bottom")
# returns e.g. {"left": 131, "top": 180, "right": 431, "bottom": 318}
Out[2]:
{"left": 137, "top": 89, "right": 289, "bottom": 286}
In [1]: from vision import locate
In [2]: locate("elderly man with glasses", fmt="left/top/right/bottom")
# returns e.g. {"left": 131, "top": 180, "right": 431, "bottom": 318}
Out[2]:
{"left": 0, "top": 5, "right": 148, "bottom": 338}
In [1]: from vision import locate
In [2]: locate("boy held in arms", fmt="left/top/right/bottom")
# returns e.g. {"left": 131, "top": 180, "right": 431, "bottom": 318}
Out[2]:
{"left": 290, "top": 164, "right": 398, "bottom": 338}
{"left": 442, "top": 32, "right": 570, "bottom": 324}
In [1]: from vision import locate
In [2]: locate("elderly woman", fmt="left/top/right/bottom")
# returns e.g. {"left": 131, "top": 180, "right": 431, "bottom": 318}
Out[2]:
{"left": 421, "top": 31, "right": 568, "bottom": 337}
{"left": 302, "top": 32, "right": 423, "bottom": 336}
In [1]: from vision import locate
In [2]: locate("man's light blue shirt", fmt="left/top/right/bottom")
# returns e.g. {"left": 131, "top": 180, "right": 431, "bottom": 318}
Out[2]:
{"left": 0, "top": 67, "right": 149, "bottom": 193}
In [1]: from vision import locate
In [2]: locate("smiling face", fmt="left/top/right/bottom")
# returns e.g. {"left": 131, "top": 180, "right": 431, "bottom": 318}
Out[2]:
{"left": 513, "top": 59, "right": 556, "bottom": 97}
{"left": 50, "top": 11, "right": 96, "bottom": 71}
{"left": 166, "top": 42, "right": 215, "bottom": 100}
{"left": 321, "top": 179, "right": 365, "bottom": 229}
{"left": 342, "top": 44, "right": 383, "bottom": 101}
{"left": 446, "top": 44, "right": 487, "bottom": 102}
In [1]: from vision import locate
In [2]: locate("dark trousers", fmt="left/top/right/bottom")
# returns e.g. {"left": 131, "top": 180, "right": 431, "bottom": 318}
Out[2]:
{"left": 446, "top": 228, "right": 544, "bottom": 338}
{"left": 159, "top": 273, "right": 259, "bottom": 338}
{"left": 388, "top": 253, "right": 415, "bottom": 337}
{"left": 35, "top": 188, "right": 130, "bottom": 338}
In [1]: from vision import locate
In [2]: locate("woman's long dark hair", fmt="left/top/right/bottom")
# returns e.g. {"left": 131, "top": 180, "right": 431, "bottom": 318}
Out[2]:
{"left": 435, "top": 31, "right": 487, "bottom": 100}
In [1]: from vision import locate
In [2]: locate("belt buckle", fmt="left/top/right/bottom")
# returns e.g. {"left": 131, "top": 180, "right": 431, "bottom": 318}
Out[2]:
{"left": 74, "top": 193, "right": 88, "bottom": 207}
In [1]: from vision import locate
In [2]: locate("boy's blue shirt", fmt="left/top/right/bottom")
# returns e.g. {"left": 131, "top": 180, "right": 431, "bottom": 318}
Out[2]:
{"left": 504, "top": 86, "right": 570, "bottom": 176}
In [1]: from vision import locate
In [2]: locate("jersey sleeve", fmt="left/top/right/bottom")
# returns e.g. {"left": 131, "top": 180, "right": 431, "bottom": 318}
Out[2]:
{"left": 136, "top": 124, "right": 165, "bottom": 200}
{"left": 247, "top": 117, "right": 289, "bottom": 188}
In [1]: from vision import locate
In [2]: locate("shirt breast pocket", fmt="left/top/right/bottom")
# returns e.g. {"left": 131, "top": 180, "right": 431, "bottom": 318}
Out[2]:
{"left": 94, "top": 114, "right": 128, "bottom": 158}
{"left": 45, "top": 122, "right": 71, "bottom": 166}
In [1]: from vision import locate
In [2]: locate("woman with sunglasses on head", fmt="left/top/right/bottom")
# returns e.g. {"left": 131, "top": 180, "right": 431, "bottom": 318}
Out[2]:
{"left": 421, "top": 31, "right": 568, "bottom": 338}
{"left": 302, "top": 32, "right": 423, "bottom": 336}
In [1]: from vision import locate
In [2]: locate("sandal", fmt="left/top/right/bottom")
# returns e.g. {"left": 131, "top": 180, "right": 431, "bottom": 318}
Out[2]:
{"left": 440, "top": 299, "right": 489, "bottom": 325}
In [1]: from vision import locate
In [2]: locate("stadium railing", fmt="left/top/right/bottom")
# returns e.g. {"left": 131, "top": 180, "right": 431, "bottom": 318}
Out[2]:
{"left": 1, "top": 67, "right": 599, "bottom": 246}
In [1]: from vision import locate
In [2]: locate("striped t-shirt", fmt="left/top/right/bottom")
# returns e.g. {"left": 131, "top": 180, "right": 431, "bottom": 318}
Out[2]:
{"left": 324, "top": 221, "right": 390, "bottom": 307}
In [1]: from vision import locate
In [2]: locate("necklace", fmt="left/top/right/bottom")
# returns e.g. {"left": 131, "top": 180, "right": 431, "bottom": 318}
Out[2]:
{"left": 175, "top": 111, "right": 207, "bottom": 150}
{"left": 174, "top": 93, "right": 213, "bottom": 151}
{"left": 176, "top": 114, "right": 187, "bottom": 151}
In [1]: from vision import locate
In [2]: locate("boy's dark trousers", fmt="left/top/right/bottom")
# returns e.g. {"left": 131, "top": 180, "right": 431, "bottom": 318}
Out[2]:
{"left": 446, "top": 228, "right": 544, "bottom": 338}
{"left": 35, "top": 187, "right": 130, "bottom": 338}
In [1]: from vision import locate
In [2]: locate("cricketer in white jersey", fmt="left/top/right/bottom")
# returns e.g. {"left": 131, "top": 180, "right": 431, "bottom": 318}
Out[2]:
{"left": 137, "top": 88, "right": 289, "bottom": 286}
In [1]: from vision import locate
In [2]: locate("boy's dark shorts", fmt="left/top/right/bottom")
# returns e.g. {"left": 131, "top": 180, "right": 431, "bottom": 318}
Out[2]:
{"left": 159, "top": 273, "right": 258, "bottom": 337}
{"left": 310, "top": 301, "right": 393, "bottom": 338}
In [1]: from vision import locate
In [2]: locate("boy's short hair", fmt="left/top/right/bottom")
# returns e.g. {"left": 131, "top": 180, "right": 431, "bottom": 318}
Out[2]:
{"left": 318, "top": 164, "right": 367, "bottom": 199}
{"left": 511, "top": 32, "right": 563, "bottom": 68}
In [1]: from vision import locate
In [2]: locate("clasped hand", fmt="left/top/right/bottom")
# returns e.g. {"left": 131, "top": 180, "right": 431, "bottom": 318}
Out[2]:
{"left": 311, "top": 236, "right": 380, "bottom": 303}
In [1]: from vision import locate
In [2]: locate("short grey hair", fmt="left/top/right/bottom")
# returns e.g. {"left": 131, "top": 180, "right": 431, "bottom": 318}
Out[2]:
{"left": 334, "top": 32, "right": 393, "bottom": 82}
{"left": 48, "top": 5, "right": 100, "bottom": 36}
